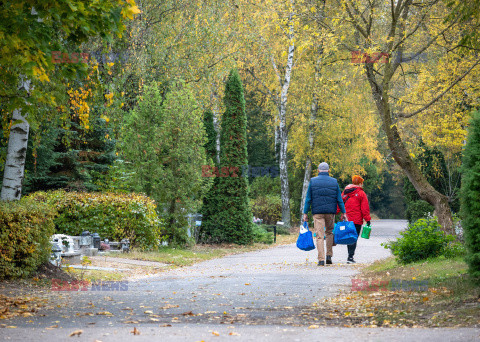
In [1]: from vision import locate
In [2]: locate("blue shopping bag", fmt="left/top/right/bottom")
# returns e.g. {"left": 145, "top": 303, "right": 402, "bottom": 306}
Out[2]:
{"left": 296, "top": 221, "right": 316, "bottom": 251}
{"left": 333, "top": 221, "right": 358, "bottom": 245}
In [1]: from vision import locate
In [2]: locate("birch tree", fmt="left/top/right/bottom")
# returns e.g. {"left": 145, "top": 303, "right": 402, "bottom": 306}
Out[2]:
{"left": 241, "top": 0, "right": 302, "bottom": 228}
{"left": 0, "top": 0, "right": 139, "bottom": 201}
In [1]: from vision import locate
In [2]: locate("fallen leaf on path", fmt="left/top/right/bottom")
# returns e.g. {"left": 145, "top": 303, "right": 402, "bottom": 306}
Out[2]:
{"left": 182, "top": 311, "right": 194, "bottom": 316}
{"left": 69, "top": 329, "right": 82, "bottom": 337}
{"left": 144, "top": 310, "right": 153, "bottom": 314}
{"left": 229, "top": 332, "right": 240, "bottom": 336}
{"left": 308, "top": 325, "right": 319, "bottom": 329}
{"left": 96, "top": 311, "right": 113, "bottom": 316}
{"left": 46, "top": 324, "right": 58, "bottom": 329}
{"left": 160, "top": 304, "right": 179, "bottom": 309}
{"left": 131, "top": 327, "right": 140, "bottom": 335}
{"left": 212, "top": 331, "right": 220, "bottom": 336}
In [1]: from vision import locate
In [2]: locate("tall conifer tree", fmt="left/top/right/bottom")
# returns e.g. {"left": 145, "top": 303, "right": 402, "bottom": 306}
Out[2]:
{"left": 460, "top": 111, "right": 480, "bottom": 284}
{"left": 200, "top": 70, "right": 253, "bottom": 244}
{"left": 203, "top": 109, "right": 217, "bottom": 162}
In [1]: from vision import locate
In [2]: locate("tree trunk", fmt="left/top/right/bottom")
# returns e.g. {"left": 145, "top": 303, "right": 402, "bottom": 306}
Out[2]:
{"left": 365, "top": 64, "right": 454, "bottom": 234}
{"left": 277, "top": 9, "right": 295, "bottom": 228}
{"left": 1, "top": 108, "right": 30, "bottom": 201}
{"left": 300, "top": 157, "right": 312, "bottom": 221}
{"left": 300, "top": 48, "right": 322, "bottom": 223}
{"left": 211, "top": 83, "right": 221, "bottom": 165}
{"left": 300, "top": 91, "right": 318, "bottom": 223}
{"left": 278, "top": 115, "right": 291, "bottom": 227}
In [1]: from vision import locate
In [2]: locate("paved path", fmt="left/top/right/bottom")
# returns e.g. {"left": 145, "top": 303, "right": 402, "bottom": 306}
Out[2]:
{"left": 2, "top": 220, "right": 479, "bottom": 341}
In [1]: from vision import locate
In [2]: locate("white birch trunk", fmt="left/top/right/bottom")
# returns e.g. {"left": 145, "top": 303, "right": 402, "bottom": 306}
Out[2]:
{"left": 278, "top": 8, "right": 295, "bottom": 228}
{"left": 300, "top": 49, "right": 322, "bottom": 221}
{"left": 1, "top": 108, "right": 30, "bottom": 201}
{"left": 300, "top": 96, "right": 317, "bottom": 220}
{"left": 300, "top": 157, "right": 312, "bottom": 219}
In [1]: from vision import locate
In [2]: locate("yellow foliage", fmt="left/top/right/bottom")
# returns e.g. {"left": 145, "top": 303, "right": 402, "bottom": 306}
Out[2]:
{"left": 67, "top": 87, "right": 91, "bottom": 130}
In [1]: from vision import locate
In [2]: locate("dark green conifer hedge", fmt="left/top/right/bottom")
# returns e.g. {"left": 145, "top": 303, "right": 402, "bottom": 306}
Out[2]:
{"left": 460, "top": 110, "right": 480, "bottom": 284}
{"left": 203, "top": 109, "right": 217, "bottom": 162}
{"left": 200, "top": 70, "right": 253, "bottom": 244}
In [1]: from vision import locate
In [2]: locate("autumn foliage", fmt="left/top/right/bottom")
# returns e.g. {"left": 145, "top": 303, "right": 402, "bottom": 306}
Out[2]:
{"left": 0, "top": 199, "right": 55, "bottom": 279}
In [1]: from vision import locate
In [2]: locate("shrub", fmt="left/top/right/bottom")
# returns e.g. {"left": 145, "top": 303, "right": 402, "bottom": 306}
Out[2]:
{"left": 405, "top": 200, "right": 434, "bottom": 224}
{"left": 460, "top": 110, "right": 480, "bottom": 284}
{"left": 249, "top": 176, "right": 281, "bottom": 199}
{"left": 0, "top": 199, "right": 56, "bottom": 279}
{"left": 28, "top": 190, "right": 163, "bottom": 249}
{"left": 383, "top": 217, "right": 455, "bottom": 264}
{"left": 252, "top": 224, "right": 274, "bottom": 244}
{"left": 262, "top": 224, "right": 290, "bottom": 235}
{"left": 252, "top": 195, "right": 282, "bottom": 225}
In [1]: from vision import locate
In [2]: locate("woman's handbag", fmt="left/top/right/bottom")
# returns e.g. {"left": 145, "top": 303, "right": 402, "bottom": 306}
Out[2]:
{"left": 296, "top": 221, "right": 316, "bottom": 251}
{"left": 333, "top": 221, "right": 358, "bottom": 245}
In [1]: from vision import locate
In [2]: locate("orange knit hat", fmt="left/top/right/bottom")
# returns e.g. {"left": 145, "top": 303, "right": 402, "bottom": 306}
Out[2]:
{"left": 352, "top": 175, "right": 364, "bottom": 185}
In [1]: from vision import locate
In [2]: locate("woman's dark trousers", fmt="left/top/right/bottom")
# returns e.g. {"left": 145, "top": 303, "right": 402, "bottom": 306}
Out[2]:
{"left": 347, "top": 224, "right": 363, "bottom": 257}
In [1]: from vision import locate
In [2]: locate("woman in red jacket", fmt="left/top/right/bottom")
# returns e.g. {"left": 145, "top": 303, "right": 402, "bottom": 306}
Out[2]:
{"left": 342, "top": 175, "right": 371, "bottom": 263}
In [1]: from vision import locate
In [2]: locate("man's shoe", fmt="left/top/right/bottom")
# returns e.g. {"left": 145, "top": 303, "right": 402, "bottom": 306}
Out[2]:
{"left": 318, "top": 261, "right": 325, "bottom": 266}
{"left": 347, "top": 256, "right": 356, "bottom": 264}
{"left": 326, "top": 256, "right": 332, "bottom": 265}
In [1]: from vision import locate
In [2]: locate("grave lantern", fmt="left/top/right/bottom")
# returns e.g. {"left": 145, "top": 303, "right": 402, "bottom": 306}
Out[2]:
{"left": 80, "top": 231, "right": 92, "bottom": 248}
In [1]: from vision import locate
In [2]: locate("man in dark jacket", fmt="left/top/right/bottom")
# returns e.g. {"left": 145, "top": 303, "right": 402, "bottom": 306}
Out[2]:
{"left": 303, "top": 162, "right": 347, "bottom": 266}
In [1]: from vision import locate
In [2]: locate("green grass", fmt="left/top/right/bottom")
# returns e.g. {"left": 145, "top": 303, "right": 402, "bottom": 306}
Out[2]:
{"left": 116, "top": 248, "right": 229, "bottom": 267}
{"left": 309, "top": 255, "right": 478, "bottom": 327}
{"left": 365, "top": 255, "right": 469, "bottom": 283}
{"left": 107, "top": 235, "right": 296, "bottom": 267}
{"left": 65, "top": 268, "right": 126, "bottom": 281}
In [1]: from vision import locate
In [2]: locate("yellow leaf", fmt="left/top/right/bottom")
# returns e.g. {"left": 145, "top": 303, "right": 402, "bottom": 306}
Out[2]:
{"left": 130, "top": 5, "right": 141, "bottom": 15}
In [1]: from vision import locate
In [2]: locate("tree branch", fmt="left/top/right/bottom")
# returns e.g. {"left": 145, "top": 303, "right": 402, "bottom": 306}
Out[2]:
{"left": 398, "top": 58, "right": 480, "bottom": 118}
{"left": 245, "top": 67, "right": 279, "bottom": 105}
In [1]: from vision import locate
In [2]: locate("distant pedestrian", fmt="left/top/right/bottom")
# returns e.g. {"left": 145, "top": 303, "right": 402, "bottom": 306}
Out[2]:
{"left": 341, "top": 175, "right": 371, "bottom": 264}
{"left": 303, "top": 162, "right": 347, "bottom": 266}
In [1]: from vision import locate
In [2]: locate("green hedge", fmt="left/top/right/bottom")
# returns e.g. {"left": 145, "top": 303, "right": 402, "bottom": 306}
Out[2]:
{"left": 252, "top": 195, "right": 282, "bottom": 225}
{"left": 252, "top": 224, "right": 274, "bottom": 244}
{"left": 0, "top": 199, "right": 56, "bottom": 279}
{"left": 28, "top": 190, "right": 163, "bottom": 249}
{"left": 406, "top": 200, "right": 434, "bottom": 224}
